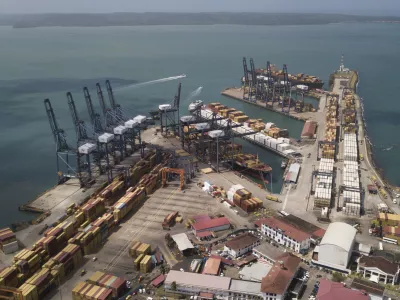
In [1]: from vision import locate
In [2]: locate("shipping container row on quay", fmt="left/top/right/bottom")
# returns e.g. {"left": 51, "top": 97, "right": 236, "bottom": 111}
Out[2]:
{"left": 0, "top": 149, "right": 174, "bottom": 299}
{"left": 197, "top": 108, "right": 298, "bottom": 158}
{"left": 314, "top": 93, "right": 340, "bottom": 209}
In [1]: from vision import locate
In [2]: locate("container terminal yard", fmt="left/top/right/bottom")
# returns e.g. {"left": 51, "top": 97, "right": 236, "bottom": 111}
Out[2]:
{"left": 1, "top": 59, "right": 400, "bottom": 300}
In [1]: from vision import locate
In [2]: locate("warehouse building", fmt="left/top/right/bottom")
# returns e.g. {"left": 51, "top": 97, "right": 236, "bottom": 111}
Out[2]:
{"left": 357, "top": 255, "right": 400, "bottom": 285}
{"left": 171, "top": 233, "right": 194, "bottom": 256}
{"left": 261, "top": 253, "right": 302, "bottom": 300}
{"left": 313, "top": 222, "right": 356, "bottom": 272}
{"left": 260, "top": 217, "right": 312, "bottom": 254}
{"left": 301, "top": 121, "right": 317, "bottom": 139}
{"left": 164, "top": 270, "right": 264, "bottom": 299}
{"left": 192, "top": 217, "right": 231, "bottom": 234}
{"left": 284, "top": 163, "right": 301, "bottom": 184}
{"left": 224, "top": 233, "right": 260, "bottom": 258}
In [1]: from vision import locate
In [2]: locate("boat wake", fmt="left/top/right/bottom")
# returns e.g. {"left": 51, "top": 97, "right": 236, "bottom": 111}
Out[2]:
{"left": 115, "top": 74, "right": 186, "bottom": 91}
{"left": 186, "top": 86, "right": 203, "bottom": 102}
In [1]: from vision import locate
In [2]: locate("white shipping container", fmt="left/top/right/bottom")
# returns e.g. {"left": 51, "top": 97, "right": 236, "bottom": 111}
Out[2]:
{"left": 2, "top": 240, "right": 18, "bottom": 254}
{"left": 269, "top": 138, "right": 279, "bottom": 149}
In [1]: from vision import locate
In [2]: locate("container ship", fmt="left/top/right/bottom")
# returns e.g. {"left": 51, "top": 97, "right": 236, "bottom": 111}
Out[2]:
{"left": 241, "top": 64, "right": 324, "bottom": 89}
{"left": 231, "top": 152, "right": 272, "bottom": 184}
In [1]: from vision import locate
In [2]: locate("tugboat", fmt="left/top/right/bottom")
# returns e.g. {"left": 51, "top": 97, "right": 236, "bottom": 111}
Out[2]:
{"left": 281, "top": 160, "right": 288, "bottom": 169}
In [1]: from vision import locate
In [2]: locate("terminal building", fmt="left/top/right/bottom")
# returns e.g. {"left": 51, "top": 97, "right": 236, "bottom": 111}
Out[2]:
{"left": 357, "top": 255, "right": 400, "bottom": 285}
{"left": 259, "top": 217, "right": 312, "bottom": 254}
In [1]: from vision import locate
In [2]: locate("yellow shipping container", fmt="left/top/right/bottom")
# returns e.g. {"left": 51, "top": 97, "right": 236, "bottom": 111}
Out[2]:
{"left": 134, "top": 254, "right": 144, "bottom": 269}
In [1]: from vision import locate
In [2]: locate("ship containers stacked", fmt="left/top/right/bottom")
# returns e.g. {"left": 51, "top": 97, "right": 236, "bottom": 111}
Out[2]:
{"left": 138, "top": 173, "right": 159, "bottom": 195}
{"left": 25, "top": 268, "right": 55, "bottom": 299}
{"left": 0, "top": 228, "right": 18, "bottom": 254}
{"left": 43, "top": 244, "right": 83, "bottom": 281}
{"left": 99, "top": 176, "right": 125, "bottom": 206}
{"left": 13, "top": 249, "right": 42, "bottom": 282}
{"left": 19, "top": 282, "right": 39, "bottom": 300}
{"left": 163, "top": 212, "right": 178, "bottom": 229}
{"left": 81, "top": 198, "right": 106, "bottom": 223}
{"left": 113, "top": 187, "right": 146, "bottom": 223}
{"left": 130, "top": 160, "right": 151, "bottom": 184}
{"left": 87, "top": 271, "right": 126, "bottom": 298}
{"left": 140, "top": 255, "right": 153, "bottom": 273}
{"left": 0, "top": 266, "right": 18, "bottom": 287}
{"left": 72, "top": 281, "right": 113, "bottom": 300}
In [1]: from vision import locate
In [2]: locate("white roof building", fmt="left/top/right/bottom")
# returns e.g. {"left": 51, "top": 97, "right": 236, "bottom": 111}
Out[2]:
{"left": 171, "top": 233, "right": 194, "bottom": 252}
{"left": 316, "top": 222, "right": 356, "bottom": 271}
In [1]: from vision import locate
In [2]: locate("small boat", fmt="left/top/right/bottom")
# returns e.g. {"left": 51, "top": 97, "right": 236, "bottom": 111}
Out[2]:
{"left": 281, "top": 160, "right": 288, "bottom": 169}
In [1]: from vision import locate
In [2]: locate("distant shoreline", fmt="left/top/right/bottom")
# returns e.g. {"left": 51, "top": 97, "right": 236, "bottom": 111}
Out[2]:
{"left": 0, "top": 12, "right": 399, "bottom": 29}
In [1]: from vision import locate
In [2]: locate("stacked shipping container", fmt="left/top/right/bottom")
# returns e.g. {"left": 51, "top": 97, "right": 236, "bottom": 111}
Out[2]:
{"left": 87, "top": 271, "right": 126, "bottom": 298}
{"left": 72, "top": 282, "right": 113, "bottom": 300}
{"left": 0, "top": 228, "right": 18, "bottom": 254}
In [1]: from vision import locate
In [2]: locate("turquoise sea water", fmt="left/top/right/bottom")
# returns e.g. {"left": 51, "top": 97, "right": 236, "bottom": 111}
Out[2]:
{"left": 0, "top": 23, "right": 399, "bottom": 226}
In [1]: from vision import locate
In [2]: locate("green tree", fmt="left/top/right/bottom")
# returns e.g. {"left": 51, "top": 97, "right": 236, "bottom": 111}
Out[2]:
{"left": 171, "top": 281, "right": 177, "bottom": 291}
{"left": 160, "top": 264, "right": 166, "bottom": 274}
{"left": 332, "top": 272, "right": 346, "bottom": 282}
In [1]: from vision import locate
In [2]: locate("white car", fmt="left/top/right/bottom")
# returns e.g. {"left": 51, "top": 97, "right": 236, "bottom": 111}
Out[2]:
{"left": 393, "top": 199, "right": 397, "bottom": 204}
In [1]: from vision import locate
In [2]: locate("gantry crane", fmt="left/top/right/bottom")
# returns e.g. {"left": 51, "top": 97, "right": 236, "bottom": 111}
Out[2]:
{"left": 103, "top": 80, "right": 143, "bottom": 156}
{"left": 44, "top": 98, "right": 76, "bottom": 184}
{"left": 96, "top": 83, "right": 128, "bottom": 159}
{"left": 67, "top": 92, "right": 99, "bottom": 186}
{"left": 161, "top": 168, "right": 185, "bottom": 190}
{"left": 83, "top": 86, "right": 115, "bottom": 180}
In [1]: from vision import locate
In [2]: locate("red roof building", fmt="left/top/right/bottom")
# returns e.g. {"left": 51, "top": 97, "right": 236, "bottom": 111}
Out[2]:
{"left": 260, "top": 217, "right": 311, "bottom": 241}
{"left": 316, "top": 279, "right": 369, "bottom": 300}
{"left": 301, "top": 121, "right": 317, "bottom": 139}
{"left": 259, "top": 217, "right": 312, "bottom": 253}
{"left": 202, "top": 258, "right": 221, "bottom": 276}
{"left": 261, "top": 253, "right": 301, "bottom": 296}
{"left": 192, "top": 217, "right": 231, "bottom": 233}
{"left": 151, "top": 274, "right": 166, "bottom": 287}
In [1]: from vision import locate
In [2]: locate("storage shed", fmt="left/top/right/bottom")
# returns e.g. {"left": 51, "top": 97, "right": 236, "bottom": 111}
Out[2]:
{"left": 317, "top": 222, "right": 356, "bottom": 270}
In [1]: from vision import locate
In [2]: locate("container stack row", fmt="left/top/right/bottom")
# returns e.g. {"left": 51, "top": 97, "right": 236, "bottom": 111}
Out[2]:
{"left": 0, "top": 149, "right": 169, "bottom": 297}
{"left": 341, "top": 92, "right": 361, "bottom": 216}
{"left": 314, "top": 158, "right": 335, "bottom": 209}
{"left": 72, "top": 282, "right": 113, "bottom": 300}
{"left": 0, "top": 228, "right": 18, "bottom": 254}
{"left": 112, "top": 187, "right": 146, "bottom": 223}
{"left": 87, "top": 271, "right": 127, "bottom": 298}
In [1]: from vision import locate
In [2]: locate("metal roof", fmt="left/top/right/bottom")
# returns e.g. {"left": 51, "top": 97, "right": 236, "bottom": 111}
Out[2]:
{"left": 165, "top": 270, "right": 231, "bottom": 290}
{"left": 192, "top": 217, "right": 230, "bottom": 231}
{"left": 171, "top": 233, "right": 194, "bottom": 252}
{"left": 320, "top": 222, "right": 356, "bottom": 253}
